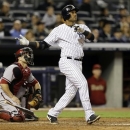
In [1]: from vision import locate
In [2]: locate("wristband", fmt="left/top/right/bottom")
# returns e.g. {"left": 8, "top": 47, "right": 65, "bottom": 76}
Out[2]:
{"left": 29, "top": 42, "right": 37, "bottom": 48}
{"left": 82, "top": 31, "right": 90, "bottom": 36}
{"left": 35, "top": 89, "right": 41, "bottom": 95}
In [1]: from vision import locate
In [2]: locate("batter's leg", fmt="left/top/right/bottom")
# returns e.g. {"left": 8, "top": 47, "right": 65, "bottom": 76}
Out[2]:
{"left": 48, "top": 58, "right": 95, "bottom": 121}
{"left": 48, "top": 77, "right": 77, "bottom": 117}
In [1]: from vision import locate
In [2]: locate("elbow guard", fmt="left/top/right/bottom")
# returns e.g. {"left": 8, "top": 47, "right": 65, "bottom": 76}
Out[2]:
{"left": 39, "top": 41, "right": 51, "bottom": 50}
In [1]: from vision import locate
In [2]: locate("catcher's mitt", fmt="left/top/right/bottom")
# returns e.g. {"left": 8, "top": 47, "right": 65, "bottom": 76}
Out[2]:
{"left": 28, "top": 89, "right": 43, "bottom": 110}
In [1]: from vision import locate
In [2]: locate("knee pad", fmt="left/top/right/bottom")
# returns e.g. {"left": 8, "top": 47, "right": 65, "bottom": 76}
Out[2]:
{"left": 0, "top": 110, "right": 25, "bottom": 122}
{"left": 0, "top": 110, "right": 12, "bottom": 121}
{"left": 11, "top": 110, "right": 25, "bottom": 122}
{"left": 11, "top": 114, "right": 25, "bottom": 122}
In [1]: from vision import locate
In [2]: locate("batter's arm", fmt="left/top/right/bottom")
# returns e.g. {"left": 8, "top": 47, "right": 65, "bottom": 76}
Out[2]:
{"left": 28, "top": 41, "right": 51, "bottom": 49}
{"left": 17, "top": 35, "right": 50, "bottom": 49}
{"left": 18, "top": 27, "right": 59, "bottom": 48}
{"left": 74, "top": 25, "right": 94, "bottom": 41}
{"left": 82, "top": 31, "right": 94, "bottom": 41}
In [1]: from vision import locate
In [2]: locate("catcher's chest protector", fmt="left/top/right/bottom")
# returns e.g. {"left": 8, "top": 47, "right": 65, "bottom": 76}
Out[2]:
{"left": 11, "top": 62, "right": 31, "bottom": 95}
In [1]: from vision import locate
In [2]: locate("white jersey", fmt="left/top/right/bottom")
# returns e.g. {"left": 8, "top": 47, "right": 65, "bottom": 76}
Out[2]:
{"left": 44, "top": 23, "right": 91, "bottom": 58}
{"left": 46, "top": 23, "right": 96, "bottom": 121}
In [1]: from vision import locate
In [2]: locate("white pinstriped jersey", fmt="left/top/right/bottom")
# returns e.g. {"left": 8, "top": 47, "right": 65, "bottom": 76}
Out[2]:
{"left": 44, "top": 23, "right": 91, "bottom": 58}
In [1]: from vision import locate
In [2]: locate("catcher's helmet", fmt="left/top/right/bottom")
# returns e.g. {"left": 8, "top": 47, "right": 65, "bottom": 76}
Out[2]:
{"left": 61, "top": 5, "right": 79, "bottom": 21}
{"left": 14, "top": 47, "right": 34, "bottom": 65}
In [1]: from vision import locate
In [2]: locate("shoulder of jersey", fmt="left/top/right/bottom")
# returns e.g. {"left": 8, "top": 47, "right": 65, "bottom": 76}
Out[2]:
{"left": 6, "top": 64, "right": 18, "bottom": 70}
{"left": 57, "top": 23, "right": 65, "bottom": 28}
{"left": 53, "top": 24, "right": 65, "bottom": 31}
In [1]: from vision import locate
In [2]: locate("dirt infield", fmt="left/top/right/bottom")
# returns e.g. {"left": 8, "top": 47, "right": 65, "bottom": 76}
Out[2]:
{"left": 0, "top": 117, "right": 130, "bottom": 130}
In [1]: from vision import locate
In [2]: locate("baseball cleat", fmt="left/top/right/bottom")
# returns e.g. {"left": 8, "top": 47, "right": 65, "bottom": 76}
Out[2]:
{"left": 87, "top": 114, "right": 100, "bottom": 124}
{"left": 47, "top": 114, "right": 58, "bottom": 124}
{"left": 25, "top": 114, "right": 39, "bottom": 121}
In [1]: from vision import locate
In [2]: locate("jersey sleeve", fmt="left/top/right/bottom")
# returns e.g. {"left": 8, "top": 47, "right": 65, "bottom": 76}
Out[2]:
{"left": 80, "top": 24, "right": 91, "bottom": 33}
{"left": 1, "top": 65, "right": 16, "bottom": 84}
{"left": 27, "top": 73, "right": 38, "bottom": 86}
{"left": 44, "top": 27, "right": 59, "bottom": 46}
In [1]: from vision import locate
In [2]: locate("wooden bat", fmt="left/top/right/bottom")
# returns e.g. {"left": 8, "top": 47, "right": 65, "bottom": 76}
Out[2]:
{"left": 5, "top": 100, "right": 38, "bottom": 120}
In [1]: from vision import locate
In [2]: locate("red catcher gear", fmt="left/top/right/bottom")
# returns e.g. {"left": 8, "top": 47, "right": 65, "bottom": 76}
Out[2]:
{"left": 0, "top": 110, "right": 25, "bottom": 122}
{"left": 12, "top": 62, "right": 31, "bottom": 95}
{"left": 14, "top": 47, "right": 34, "bottom": 65}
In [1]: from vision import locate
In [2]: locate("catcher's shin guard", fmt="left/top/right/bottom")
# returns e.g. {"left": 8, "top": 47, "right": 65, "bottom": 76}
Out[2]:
{"left": 11, "top": 110, "right": 25, "bottom": 122}
{"left": 0, "top": 110, "right": 25, "bottom": 122}
{"left": 0, "top": 110, "right": 12, "bottom": 121}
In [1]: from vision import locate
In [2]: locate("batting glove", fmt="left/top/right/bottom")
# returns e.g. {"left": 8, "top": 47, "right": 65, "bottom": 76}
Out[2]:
{"left": 16, "top": 35, "right": 29, "bottom": 46}
{"left": 74, "top": 26, "right": 85, "bottom": 33}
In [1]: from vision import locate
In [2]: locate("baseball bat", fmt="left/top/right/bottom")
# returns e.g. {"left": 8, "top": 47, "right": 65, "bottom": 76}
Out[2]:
{"left": 5, "top": 100, "right": 38, "bottom": 120}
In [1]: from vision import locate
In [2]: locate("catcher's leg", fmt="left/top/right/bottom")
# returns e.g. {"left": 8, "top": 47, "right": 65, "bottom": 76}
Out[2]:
{"left": 21, "top": 90, "right": 38, "bottom": 121}
{"left": 0, "top": 88, "right": 25, "bottom": 122}
{"left": 0, "top": 110, "right": 25, "bottom": 122}
{"left": 17, "top": 86, "right": 39, "bottom": 121}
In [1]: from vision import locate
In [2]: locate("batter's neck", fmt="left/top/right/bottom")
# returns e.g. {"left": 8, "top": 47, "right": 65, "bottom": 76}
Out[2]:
{"left": 65, "top": 21, "right": 76, "bottom": 27}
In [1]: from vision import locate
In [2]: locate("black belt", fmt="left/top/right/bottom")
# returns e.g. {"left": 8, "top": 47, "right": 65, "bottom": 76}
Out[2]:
{"left": 67, "top": 56, "right": 83, "bottom": 61}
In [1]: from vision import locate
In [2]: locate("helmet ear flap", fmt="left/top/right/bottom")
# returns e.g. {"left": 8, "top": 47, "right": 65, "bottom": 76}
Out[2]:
{"left": 63, "top": 13, "right": 71, "bottom": 21}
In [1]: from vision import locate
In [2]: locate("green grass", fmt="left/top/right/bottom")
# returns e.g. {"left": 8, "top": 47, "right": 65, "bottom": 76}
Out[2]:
{"left": 34, "top": 110, "right": 130, "bottom": 118}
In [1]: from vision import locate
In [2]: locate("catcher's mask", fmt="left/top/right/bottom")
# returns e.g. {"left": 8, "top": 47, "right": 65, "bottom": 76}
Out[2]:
{"left": 61, "top": 4, "right": 79, "bottom": 21}
{"left": 14, "top": 47, "right": 34, "bottom": 65}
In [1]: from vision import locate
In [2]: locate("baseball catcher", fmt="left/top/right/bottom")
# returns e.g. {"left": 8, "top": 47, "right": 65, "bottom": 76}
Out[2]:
{"left": 0, "top": 47, "right": 43, "bottom": 122}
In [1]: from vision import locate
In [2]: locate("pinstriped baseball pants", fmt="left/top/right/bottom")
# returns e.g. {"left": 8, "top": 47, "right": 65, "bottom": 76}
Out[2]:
{"left": 48, "top": 57, "right": 95, "bottom": 121}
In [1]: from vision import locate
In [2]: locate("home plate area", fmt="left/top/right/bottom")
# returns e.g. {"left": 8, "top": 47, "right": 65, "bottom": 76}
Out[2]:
{"left": 0, "top": 118, "right": 130, "bottom": 130}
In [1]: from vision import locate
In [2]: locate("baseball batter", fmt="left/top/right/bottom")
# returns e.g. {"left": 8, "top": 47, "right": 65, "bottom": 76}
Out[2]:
{"left": 0, "top": 47, "right": 42, "bottom": 122}
{"left": 18, "top": 5, "right": 100, "bottom": 124}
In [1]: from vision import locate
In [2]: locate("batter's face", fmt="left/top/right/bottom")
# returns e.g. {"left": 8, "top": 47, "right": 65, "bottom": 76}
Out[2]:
{"left": 68, "top": 10, "right": 77, "bottom": 22}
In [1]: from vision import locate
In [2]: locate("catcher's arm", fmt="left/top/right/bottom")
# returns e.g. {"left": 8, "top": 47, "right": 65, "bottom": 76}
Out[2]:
{"left": 28, "top": 82, "right": 43, "bottom": 110}
{"left": 1, "top": 84, "right": 20, "bottom": 105}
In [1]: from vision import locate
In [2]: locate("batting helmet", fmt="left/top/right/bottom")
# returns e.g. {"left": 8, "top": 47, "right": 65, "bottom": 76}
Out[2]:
{"left": 61, "top": 5, "right": 79, "bottom": 21}
{"left": 14, "top": 47, "right": 34, "bottom": 65}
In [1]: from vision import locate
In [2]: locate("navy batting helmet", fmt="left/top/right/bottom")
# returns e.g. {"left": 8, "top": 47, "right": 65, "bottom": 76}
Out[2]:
{"left": 61, "top": 5, "right": 79, "bottom": 21}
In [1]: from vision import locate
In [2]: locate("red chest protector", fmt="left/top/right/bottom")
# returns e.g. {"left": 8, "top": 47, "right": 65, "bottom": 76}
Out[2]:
{"left": 13, "top": 62, "right": 31, "bottom": 95}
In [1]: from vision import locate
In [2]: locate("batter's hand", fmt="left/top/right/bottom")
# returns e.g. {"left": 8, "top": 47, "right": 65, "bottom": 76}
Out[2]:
{"left": 16, "top": 35, "right": 29, "bottom": 46}
{"left": 11, "top": 96, "right": 20, "bottom": 105}
{"left": 74, "top": 26, "right": 85, "bottom": 33}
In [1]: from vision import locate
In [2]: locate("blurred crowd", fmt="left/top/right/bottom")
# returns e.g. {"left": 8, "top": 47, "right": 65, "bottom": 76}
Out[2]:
{"left": 0, "top": 0, "right": 130, "bottom": 44}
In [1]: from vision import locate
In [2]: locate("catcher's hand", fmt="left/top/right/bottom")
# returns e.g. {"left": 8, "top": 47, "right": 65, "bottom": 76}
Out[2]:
{"left": 28, "top": 89, "right": 43, "bottom": 110}
{"left": 11, "top": 95, "right": 20, "bottom": 105}
{"left": 16, "top": 35, "right": 29, "bottom": 45}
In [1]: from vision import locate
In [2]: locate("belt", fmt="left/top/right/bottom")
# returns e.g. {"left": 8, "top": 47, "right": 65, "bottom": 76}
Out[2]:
{"left": 67, "top": 56, "right": 83, "bottom": 61}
